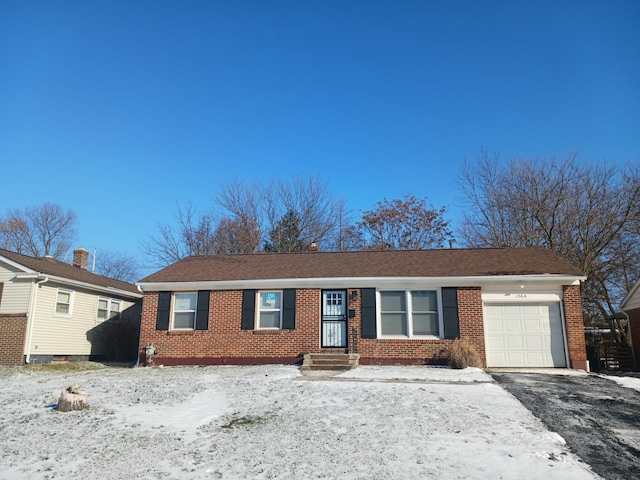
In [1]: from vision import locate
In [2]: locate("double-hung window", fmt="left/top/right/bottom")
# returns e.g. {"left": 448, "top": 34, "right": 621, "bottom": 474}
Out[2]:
{"left": 173, "top": 292, "right": 197, "bottom": 329}
{"left": 55, "top": 289, "right": 73, "bottom": 316}
{"left": 379, "top": 290, "right": 439, "bottom": 337}
{"left": 97, "top": 298, "right": 122, "bottom": 321}
{"left": 257, "top": 290, "right": 282, "bottom": 329}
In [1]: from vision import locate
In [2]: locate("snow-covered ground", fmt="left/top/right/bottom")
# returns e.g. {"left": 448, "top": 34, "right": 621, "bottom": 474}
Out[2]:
{"left": 598, "top": 373, "right": 640, "bottom": 392}
{"left": 0, "top": 364, "right": 603, "bottom": 479}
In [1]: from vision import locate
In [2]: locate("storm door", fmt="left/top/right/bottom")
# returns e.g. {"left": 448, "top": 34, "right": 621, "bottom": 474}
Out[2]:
{"left": 321, "top": 290, "right": 347, "bottom": 348}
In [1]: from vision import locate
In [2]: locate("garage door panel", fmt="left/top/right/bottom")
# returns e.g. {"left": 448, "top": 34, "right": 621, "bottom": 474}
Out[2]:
{"left": 523, "top": 336, "right": 544, "bottom": 349}
{"left": 525, "top": 352, "right": 545, "bottom": 365}
{"left": 506, "top": 352, "right": 526, "bottom": 365}
{"left": 505, "top": 322, "right": 525, "bottom": 332}
{"left": 484, "top": 302, "right": 566, "bottom": 368}
{"left": 523, "top": 319, "right": 546, "bottom": 332}
{"left": 505, "top": 336, "right": 524, "bottom": 348}
{"left": 487, "top": 320, "right": 508, "bottom": 332}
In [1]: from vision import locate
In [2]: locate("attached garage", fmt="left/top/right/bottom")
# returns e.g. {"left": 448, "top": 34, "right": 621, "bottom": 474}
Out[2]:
{"left": 484, "top": 296, "right": 568, "bottom": 368}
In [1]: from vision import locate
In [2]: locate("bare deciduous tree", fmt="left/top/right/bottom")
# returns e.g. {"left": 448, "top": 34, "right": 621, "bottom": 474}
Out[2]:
{"left": 215, "top": 178, "right": 262, "bottom": 254}
{"left": 458, "top": 150, "right": 640, "bottom": 327}
{"left": 0, "top": 203, "right": 77, "bottom": 258}
{"left": 262, "top": 176, "right": 342, "bottom": 250}
{"left": 346, "top": 194, "right": 454, "bottom": 251}
{"left": 93, "top": 249, "right": 141, "bottom": 283}
{"left": 143, "top": 175, "right": 344, "bottom": 266}
{"left": 142, "top": 202, "right": 218, "bottom": 268}
{"left": 212, "top": 216, "right": 261, "bottom": 254}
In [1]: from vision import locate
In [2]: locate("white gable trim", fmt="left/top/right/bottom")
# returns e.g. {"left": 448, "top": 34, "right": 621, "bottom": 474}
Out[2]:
{"left": 0, "top": 255, "right": 37, "bottom": 274}
{"left": 621, "top": 279, "right": 640, "bottom": 311}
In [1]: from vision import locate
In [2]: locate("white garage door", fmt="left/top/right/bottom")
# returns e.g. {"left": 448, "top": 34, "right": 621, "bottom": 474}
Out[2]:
{"left": 484, "top": 303, "right": 567, "bottom": 368}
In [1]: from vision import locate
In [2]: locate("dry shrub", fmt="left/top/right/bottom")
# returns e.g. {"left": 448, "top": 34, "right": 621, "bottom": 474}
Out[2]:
{"left": 446, "top": 339, "right": 483, "bottom": 369}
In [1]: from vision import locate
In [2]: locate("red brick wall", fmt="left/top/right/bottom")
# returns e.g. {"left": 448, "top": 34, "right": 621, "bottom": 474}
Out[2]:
{"left": 139, "top": 287, "right": 488, "bottom": 367}
{"left": 140, "top": 289, "right": 324, "bottom": 366}
{"left": 352, "top": 287, "right": 486, "bottom": 366}
{"left": 563, "top": 284, "right": 588, "bottom": 370}
{"left": 627, "top": 307, "right": 640, "bottom": 371}
{"left": 0, "top": 313, "right": 28, "bottom": 366}
{"left": 139, "top": 285, "right": 585, "bottom": 368}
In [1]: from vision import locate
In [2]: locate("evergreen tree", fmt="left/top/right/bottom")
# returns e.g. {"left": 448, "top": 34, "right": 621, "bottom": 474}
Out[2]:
{"left": 263, "top": 210, "right": 307, "bottom": 253}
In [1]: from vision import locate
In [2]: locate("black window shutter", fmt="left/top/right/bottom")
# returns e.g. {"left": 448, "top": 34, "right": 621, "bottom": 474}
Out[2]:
{"left": 0, "top": 282, "right": 3, "bottom": 307}
{"left": 156, "top": 291, "right": 171, "bottom": 331}
{"left": 195, "top": 290, "right": 210, "bottom": 330}
{"left": 241, "top": 289, "right": 256, "bottom": 330}
{"left": 282, "top": 288, "right": 296, "bottom": 329}
{"left": 361, "top": 288, "right": 377, "bottom": 339}
{"left": 442, "top": 287, "right": 460, "bottom": 339}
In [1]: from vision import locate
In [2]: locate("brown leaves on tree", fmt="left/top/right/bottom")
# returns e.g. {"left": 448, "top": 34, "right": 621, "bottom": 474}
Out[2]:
{"left": 346, "top": 194, "right": 454, "bottom": 251}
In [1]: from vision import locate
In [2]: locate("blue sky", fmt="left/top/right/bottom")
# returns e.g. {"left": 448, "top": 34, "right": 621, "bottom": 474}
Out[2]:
{"left": 1, "top": 0, "right": 639, "bottom": 271}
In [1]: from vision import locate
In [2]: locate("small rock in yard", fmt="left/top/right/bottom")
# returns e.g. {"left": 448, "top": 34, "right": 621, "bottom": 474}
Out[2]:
{"left": 57, "top": 384, "right": 89, "bottom": 412}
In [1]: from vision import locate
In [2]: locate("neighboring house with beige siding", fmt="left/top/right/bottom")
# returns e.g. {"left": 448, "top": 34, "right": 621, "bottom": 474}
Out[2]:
{"left": 0, "top": 247, "right": 142, "bottom": 365}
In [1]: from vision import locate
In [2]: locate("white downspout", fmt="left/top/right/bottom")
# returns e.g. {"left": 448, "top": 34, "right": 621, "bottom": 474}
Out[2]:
{"left": 24, "top": 276, "right": 49, "bottom": 364}
{"left": 135, "top": 284, "right": 144, "bottom": 367}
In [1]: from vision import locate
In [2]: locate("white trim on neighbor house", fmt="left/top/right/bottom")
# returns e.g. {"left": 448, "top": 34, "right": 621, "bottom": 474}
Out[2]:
{"left": 0, "top": 255, "right": 37, "bottom": 274}
{"left": 621, "top": 279, "right": 640, "bottom": 311}
{"left": 137, "top": 274, "right": 586, "bottom": 293}
{"left": 15, "top": 273, "right": 142, "bottom": 300}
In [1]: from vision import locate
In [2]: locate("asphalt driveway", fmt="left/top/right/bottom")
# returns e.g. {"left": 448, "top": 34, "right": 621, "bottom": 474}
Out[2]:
{"left": 491, "top": 372, "right": 640, "bottom": 480}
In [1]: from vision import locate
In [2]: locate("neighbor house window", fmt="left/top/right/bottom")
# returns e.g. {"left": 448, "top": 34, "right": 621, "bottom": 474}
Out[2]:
{"left": 257, "top": 290, "right": 282, "bottom": 328}
{"left": 379, "top": 290, "right": 439, "bottom": 337}
{"left": 172, "top": 292, "right": 197, "bottom": 329}
{"left": 55, "top": 289, "right": 73, "bottom": 315}
{"left": 97, "top": 298, "right": 122, "bottom": 321}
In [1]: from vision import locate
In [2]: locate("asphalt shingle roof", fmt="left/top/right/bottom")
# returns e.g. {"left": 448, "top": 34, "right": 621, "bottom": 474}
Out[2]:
{"left": 139, "top": 247, "right": 583, "bottom": 283}
{"left": 0, "top": 248, "right": 140, "bottom": 295}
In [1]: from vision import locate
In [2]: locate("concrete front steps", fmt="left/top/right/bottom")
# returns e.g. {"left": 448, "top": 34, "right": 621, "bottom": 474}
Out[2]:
{"left": 302, "top": 353, "right": 360, "bottom": 371}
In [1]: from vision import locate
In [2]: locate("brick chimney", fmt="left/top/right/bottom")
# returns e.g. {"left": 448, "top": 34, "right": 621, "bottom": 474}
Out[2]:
{"left": 308, "top": 242, "right": 319, "bottom": 252}
{"left": 73, "top": 247, "right": 89, "bottom": 270}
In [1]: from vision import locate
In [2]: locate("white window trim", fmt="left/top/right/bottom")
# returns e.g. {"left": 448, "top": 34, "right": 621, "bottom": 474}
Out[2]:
{"left": 257, "top": 290, "right": 283, "bottom": 329}
{"left": 377, "top": 288, "right": 443, "bottom": 339}
{"left": 97, "top": 297, "right": 122, "bottom": 322}
{"left": 171, "top": 292, "right": 197, "bottom": 330}
{"left": 54, "top": 288, "right": 74, "bottom": 317}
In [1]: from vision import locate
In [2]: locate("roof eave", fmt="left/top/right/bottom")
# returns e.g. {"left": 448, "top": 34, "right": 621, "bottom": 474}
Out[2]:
{"left": 137, "top": 274, "right": 586, "bottom": 292}
{"left": 15, "top": 273, "right": 142, "bottom": 299}
{"left": 621, "top": 278, "right": 640, "bottom": 310}
{"left": 0, "top": 255, "right": 36, "bottom": 274}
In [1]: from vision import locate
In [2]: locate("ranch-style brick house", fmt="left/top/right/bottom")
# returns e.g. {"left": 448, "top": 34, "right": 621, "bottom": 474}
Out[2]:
{"left": 137, "top": 246, "right": 589, "bottom": 370}
{"left": 0, "top": 247, "right": 142, "bottom": 365}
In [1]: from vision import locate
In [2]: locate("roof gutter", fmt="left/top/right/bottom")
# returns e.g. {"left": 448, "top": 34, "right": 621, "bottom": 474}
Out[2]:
{"left": 137, "top": 274, "right": 587, "bottom": 292}
{"left": 25, "top": 275, "right": 49, "bottom": 364}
